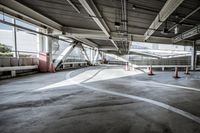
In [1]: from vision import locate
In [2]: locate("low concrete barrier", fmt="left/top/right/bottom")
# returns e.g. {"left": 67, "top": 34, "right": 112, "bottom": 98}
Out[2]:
{"left": 0, "top": 57, "right": 39, "bottom": 77}
{"left": 62, "top": 62, "right": 88, "bottom": 69}
{"left": 0, "top": 57, "right": 38, "bottom": 67}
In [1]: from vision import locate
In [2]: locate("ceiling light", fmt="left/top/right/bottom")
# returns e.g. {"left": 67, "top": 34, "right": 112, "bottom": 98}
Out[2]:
{"left": 174, "top": 25, "right": 179, "bottom": 34}
{"left": 114, "top": 22, "right": 120, "bottom": 29}
{"left": 132, "top": 5, "right": 136, "bottom": 10}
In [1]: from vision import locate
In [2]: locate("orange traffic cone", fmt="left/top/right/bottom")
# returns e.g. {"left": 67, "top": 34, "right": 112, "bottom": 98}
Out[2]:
{"left": 148, "top": 65, "right": 154, "bottom": 75}
{"left": 173, "top": 67, "right": 180, "bottom": 78}
{"left": 184, "top": 66, "right": 190, "bottom": 75}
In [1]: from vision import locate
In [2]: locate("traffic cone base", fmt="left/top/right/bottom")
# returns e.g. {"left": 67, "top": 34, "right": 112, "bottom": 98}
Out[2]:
{"left": 173, "top": 75, "right": 180, "bottom": 78}
{"left": 148, "top": 66, "right": 154, "bottom": 76}
{"left": 173, "top": 67, "right": 180, "bottom": 78}
{"left": 184, "top": 67, "right": 190, "bottom": 75}
{"left": 184, "top": 72, "right": 190, "bottom": 75}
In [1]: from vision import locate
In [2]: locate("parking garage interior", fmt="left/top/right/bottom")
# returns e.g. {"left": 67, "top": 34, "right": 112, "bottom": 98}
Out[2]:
{"left": 0, "top": 0, "right": 200, "bottom": 133}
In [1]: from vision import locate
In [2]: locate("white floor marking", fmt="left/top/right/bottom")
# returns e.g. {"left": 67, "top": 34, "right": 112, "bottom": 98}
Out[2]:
{"left": 149, "top": 81, "right": 200, "bottom": 92}
{"left": 66, "top": 68, "right": 200, "bottom": 124}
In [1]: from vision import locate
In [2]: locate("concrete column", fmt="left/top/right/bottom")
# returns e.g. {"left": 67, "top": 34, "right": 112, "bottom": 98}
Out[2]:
{"left": 47, "top": 37, "right": 53, "bottom": 64}
{"left": 12, "top": 18, "right": 18, "bottom": 58}
{"left": 90, "top": 48, "right": 94, "bottom": 64}
{"left": 191, "top": 41, "right": 197, "bottom": 71}
{"left": 93, "top": 49, "right": 99, "bottom": 65}
{"left": 37, "top": 28, "right": 49, "bottom": 53}
{"left": 38, "top": 28, "right": 55, "bottom": 72}
{"left": 36, "top": 28, "right": 45, "bottom": 57}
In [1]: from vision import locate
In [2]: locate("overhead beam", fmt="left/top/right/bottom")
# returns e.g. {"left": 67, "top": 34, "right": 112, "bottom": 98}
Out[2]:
{"left": 144, "top": 0, "right": 184, "bottom": 41}
{"left": 0, "top": 19, "right": 71, "bottom": 43}
{"left": 173, "top": 25, "right": 200, "bottom": 43}
{"left": 63, "top": 27, "right": 106, "bottom": 39}
{"left": 65, "top": 0, "right": 80, "bottom": 13}
{"left": 73, "top": 37, "right": 98, "bottom": 48}
{"left": 0, "top": 0, "right": 62, "bottom": 31}
{"left": 168, "top": 5, "right": 200, "bottom": 32}
{"left": 129, "top": 50, "right": 161, "bottom": 59}
{"left": 78, "top": 0, "right": 119, "bottom": 50}
{"left": 62, "top": 27, "right": 193, "bottom": 45}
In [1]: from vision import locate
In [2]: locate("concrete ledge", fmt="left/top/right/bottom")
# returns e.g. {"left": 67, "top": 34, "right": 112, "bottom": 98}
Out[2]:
{"left": 0, "top": 65, "right": 38, "bottom": 72}
{"left": 0, "top": 65, "right": 38, "bottom": 77}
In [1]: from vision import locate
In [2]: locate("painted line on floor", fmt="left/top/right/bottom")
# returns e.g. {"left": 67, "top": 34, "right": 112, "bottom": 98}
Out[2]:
{"left": 149, "top": 81, "right": 200, "bottom": 92}
{"left": 66, "top": 69, "right": 200, "bottom": 124}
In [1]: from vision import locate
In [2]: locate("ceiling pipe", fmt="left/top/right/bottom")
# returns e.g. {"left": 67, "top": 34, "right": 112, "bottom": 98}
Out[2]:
{"left": 123, "top": 0, "right": 128, "bottom": 34}
{"left": 168, "top": 6, "right": 200, "bottom": 32}
{"left": 65, "top": 0, "right": 80, "bottom": 13}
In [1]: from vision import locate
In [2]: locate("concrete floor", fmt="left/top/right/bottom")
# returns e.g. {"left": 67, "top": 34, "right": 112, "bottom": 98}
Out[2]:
{"left": 0, "top": 65, "right": 200, "bottom": 133}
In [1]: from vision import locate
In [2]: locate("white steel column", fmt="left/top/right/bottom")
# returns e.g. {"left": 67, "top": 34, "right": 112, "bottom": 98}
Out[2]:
{"left": 80, "top": 44, "right": 91, "bottom": 64}
{"left": 191, "top": 41, "right": 197, "bottom": 70}
{"left": 12, "top": 18, "right": 18, "bottom": 58}
{"left": 93, "top": 49, "right": 99, "bottom": 65}
{"left": 53, "top": 41, "right": 77, "bottom": 68}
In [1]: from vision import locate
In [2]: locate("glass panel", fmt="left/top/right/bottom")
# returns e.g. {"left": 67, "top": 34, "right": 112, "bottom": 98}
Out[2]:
{"left": 0, "top": 23, "right": 14, "bottom": 57}
{"left": 52, "top": 39, "right": 70, "bottom": 60}
{"left": 16, "top": 29, "right": 37, "bottom": 58}
{"left": 16, "top": 19, "right": 36, "bottom": 31}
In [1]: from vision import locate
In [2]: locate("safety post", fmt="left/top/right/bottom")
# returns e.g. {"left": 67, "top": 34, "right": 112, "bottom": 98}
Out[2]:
{"left": 184, "top": 66, "right": 190, "bottom": 75}
{"left": 148, "top": 65, "right": 154, "bottom": 76}
{"left": 173, "top": 67, "right": 180, "bottom": 78}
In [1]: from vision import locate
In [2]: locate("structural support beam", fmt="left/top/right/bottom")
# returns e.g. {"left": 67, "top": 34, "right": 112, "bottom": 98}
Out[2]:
{"left": 73, "top": 37, "right": 98, "bottom": 48}
{"left": 78, "top": 0, "right": 119, "bottom": 50}
{"left": 79, "top": 44, "right": 91, "bottom": 64}
{"left": 65, "top": 0, "right": 80, "bottom": 13}
{"left": 173, "top": 25, "right": 200, "bottom": 43}
{"left": 129, "top": 50, "right": 161, "bottom": 59}
{"left": 12, "top": 18, "right": 18, "bottom": 58}
{"left": 105, "top": 53, "right": 138, "bottom": 67}
{"left": 63, "top": 27, "right": 106, "bottom": 39}
{"left": 62, "top": 27, "right": 193, "bottom": 46}
{"left": 53, "top": 41, "right": 78, "bottom": 68}
{"left": 93, "top": 49, "right": 99, "bottom": 65}
{"left": 144, "top": 0, "right": 184, "bottom": 40}
{"left": 191, "top": 41, "right": 197, "bottom": 70}
{"left": 0, "top": 0, "right": 62, "bottom": 31}
{"left": 0, "top": 19, "right": 71, "bottom": 43}
{"left": 168, "top": 5, "right": 200, "bottom": 32}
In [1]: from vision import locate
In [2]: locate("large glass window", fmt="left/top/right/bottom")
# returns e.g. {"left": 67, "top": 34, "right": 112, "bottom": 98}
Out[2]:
{"left": 16, "top": 29, "right": 37, "bottom": 57}
{"left": 0, "top": 13, "right": 38, "bottom": 57}
{"left": 0, "top": 22, "right": 14, "bottom": 57}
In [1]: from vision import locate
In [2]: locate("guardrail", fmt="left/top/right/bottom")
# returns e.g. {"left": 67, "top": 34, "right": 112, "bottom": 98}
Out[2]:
{"left": 134, "top": 65, "right": 190, "bottom": 71}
